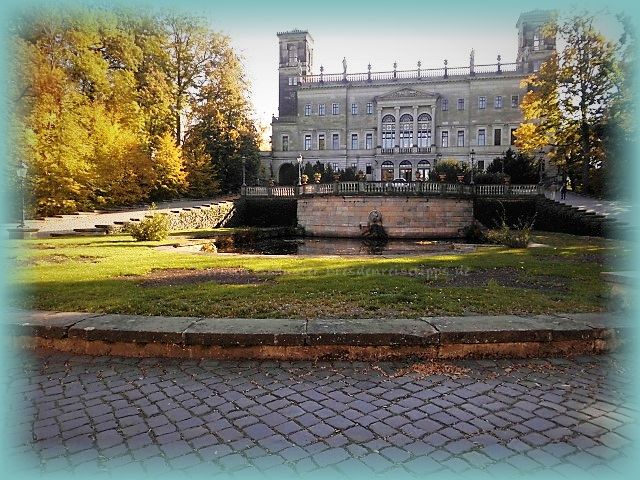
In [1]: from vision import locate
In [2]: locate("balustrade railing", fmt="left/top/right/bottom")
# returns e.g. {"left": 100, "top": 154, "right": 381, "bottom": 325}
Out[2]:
{"left": 243, "top": 182, "right": 541, "bottom": 198}
{"left": 300, "top": 62, "right": 521, "bottom": 85}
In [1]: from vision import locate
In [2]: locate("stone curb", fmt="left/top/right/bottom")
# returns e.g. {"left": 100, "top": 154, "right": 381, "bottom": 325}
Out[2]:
{"left": 6, "top": 310, "right": 633, "bottom": 360}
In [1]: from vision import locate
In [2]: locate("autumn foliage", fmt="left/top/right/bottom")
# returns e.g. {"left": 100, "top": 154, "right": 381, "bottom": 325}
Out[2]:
{"left": 12, "top": 7, "right": 260, "bottom": 216}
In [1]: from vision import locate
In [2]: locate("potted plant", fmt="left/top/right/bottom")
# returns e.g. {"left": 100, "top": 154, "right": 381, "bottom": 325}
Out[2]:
{"left": 301, "top": 174, "right": 309, "bottom": 185}
{"left": 314, "top": 172, "right": 322, "bottom": 183}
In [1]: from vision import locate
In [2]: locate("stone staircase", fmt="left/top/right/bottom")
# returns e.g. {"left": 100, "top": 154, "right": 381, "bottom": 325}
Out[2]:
{"left": 535, "top": 196, "right": 630, "bottom": 239}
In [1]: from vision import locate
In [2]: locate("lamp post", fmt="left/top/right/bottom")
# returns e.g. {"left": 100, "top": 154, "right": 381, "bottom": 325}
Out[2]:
{"left": 538, "top": 149, "right": 545, "bottom": 185}
{"left": 501, "top": 150, "right": 506, "bottom": 175}
{"left": 469, "top": 149, "right": 475, "bottom": 185}
{"left": 17, "top": 160, "right": 27, "bottom": 229}
{"left": 241, "top": 156, "right": 246, "bottom": 188}
{"left": 296, "top": 154, "right": 303, "bottom": 186}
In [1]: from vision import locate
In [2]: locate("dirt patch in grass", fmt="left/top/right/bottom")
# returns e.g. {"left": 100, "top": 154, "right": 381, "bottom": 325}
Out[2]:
{"left": 136, "top": 268, "right": 280, "bottom": 287}
{"left": 19, "top": 254, "right": 102, "bottom": 267}
{"left": 424, "top": 266, "right": 569, "bottom": 292}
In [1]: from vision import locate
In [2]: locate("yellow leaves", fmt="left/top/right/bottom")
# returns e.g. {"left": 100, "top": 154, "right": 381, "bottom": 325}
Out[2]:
{"left": 152, "top": 132, "right": 187, "bottom": 196}
{"left": 514, "top": 123, "right": 546, "bottom": 154}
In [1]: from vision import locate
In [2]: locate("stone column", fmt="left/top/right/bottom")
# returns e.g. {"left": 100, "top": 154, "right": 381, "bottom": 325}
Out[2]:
{"left": 377, "top": 108, "right": 383, "bottom": 147}
{"left": 394, "top": 106, "right": 400, "bottom": 148}
{"left": 412, "top": 106, "right": 418, "bottom": 148}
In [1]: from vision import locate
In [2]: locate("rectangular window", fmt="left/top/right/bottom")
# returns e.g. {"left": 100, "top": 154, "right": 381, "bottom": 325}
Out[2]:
{"left": 351, "top": 133, "right": 358, "bottom": 150}
{"left": 478, "top": 96, "right": 486, "bottom": 109}
{"left": 351, "top": 103, "right": 358, "bottom": 115}
{"left": 332, "top": 133, "right": 339, "bottom": 149}
{"left": 511, "top": 95, "right": 519, "bottom": 108}
{"left": 533, "top": 28, "right": 542, "bottom": 51}
{"left": 304, "top": 104, "right": 311, "bottom": 116}
{"left": 287, "top": 45, "right": 298, "bottom": 63}
{"left": 318, "top": 133, "right": 326, "bottom": 150}
{"left": 510, "top": 128, "right": 517, "bottom": 145}
{"left": 282, "top": 135, "right": 289, "bottom": 152}
{"left": 441, "top": 99, "right": 448, "bottom": 111}
{"left": 477, "top": 129, "right": 486, "bottom": 146}
{"left": 441, "top": 131, "right": 449, "bottom": 148}
{"left": 288, "top": 77, "right": 298, "bottom": 86}
{"left": 351, "top": 162, "right": 357, "bottom": 169}
{"left": 304, "top": 134, "right": 311, "bottom": 151}
{"left": 366, "top": 103, "right": 373, "bottom": 114}
{"left": 332, "top": 103, "right": 339, "bottom": 115}
{"left": 318, "top": 104, "right": 325, "bottom": 116}
{"left": 457, "top": 98, "right": 465, "bottom": 111}
{"left": 494, "top": 128, "right": 502, "bottom": 146}
{"left": 477, "top": 160, "right": 485, "bottom": 171}
{"left": 365, "top": 133, "right": 373, "bottom": 149}
{"left": 332, "top": 162, "right": 338, "bottom": 171}
{"left": 494, "top": 96, "right": 503, "bottom": 109}
{"left": 457, "top": 130, "right": 465, "bottom": 147}
{"left": 366, "top": 163, "right": 372, "bottom": 175}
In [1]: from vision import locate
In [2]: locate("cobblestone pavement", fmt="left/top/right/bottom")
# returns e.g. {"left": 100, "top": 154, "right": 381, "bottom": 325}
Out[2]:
{"left": 4, "top": 352, "right": 637, "bottom": 478}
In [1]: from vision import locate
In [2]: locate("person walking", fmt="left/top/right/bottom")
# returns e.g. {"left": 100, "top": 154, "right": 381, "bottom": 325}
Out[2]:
{"left": 560, "top": 181, "right": 567, "bottom": 200}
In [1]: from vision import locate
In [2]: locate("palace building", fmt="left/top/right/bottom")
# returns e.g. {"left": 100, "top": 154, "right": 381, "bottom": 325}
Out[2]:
{"left": 267, "top": 10, "right": 555, "bottom": 184}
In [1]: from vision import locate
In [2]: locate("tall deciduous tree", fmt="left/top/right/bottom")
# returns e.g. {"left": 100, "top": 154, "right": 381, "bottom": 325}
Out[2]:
{"left": 183, "top": 36, "right": 260, "bottom": 194}
{"left": 515, "top": 14, "right": 622, "bottom": 193}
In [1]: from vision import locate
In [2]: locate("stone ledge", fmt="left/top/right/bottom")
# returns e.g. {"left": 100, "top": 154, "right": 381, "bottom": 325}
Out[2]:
{"left": 6, "top": 310, "right": 632, "bottom": 359}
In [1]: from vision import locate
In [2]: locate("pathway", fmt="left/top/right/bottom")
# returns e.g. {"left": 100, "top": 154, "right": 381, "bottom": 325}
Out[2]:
{"left": 544, "top": 189, "right": 632, "bottom": 223}
{"left": 5, "top": 351, "right": 636, "bottom": 477}
{"left": 4, "top": 197, "right": 235, "bottom": 238}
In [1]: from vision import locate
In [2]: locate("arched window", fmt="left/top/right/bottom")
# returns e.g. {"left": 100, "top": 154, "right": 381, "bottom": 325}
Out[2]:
{"left": 381, "top": 115, "right": 395, "bottom": 149}
{"left": 417, "top": 160, "right": 431, "bottom": 181}
{"left": 399, "top": 114, "right": 413, "bottom": 148}
{"left": 381, "top": 160, "right": 394, "bottom": 181}
{"left": 399, "top": 160, "right": 412, "bottom": 181}
{"left": 417, "top": 113, "right": 432, "bottom": 148}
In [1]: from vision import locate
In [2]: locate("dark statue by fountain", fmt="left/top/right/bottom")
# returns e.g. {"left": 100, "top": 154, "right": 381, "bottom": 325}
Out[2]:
{"left": 361, "top": 209, "right": 388, "bottom": 254}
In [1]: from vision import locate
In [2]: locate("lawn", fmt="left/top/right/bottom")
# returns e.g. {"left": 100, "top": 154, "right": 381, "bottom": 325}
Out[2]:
{"left": 7, "top": 231, "right": 627, "bottom": 318}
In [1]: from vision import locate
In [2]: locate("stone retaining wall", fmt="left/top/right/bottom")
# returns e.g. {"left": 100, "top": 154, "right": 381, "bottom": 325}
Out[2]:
{"left": 297, "top": 196, "right": 474, "bottom": 238}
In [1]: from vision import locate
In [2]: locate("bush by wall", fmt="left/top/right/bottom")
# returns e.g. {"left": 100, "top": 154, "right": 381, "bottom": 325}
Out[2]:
{"left": 126, "top": 213, "right": 170, "bottom": 241}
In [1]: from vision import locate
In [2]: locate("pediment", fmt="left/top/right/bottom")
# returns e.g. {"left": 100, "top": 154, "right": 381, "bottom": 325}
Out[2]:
{"left": 376, "top": 88, "right": 438, "bottom": 101}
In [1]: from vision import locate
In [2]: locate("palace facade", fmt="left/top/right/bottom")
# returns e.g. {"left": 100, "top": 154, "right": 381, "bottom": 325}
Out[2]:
{"left": 267, "top": 10, "right": 555, "bottom": 184}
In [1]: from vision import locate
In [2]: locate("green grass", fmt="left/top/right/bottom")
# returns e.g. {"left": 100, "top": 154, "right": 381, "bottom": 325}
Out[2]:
{"left": 7, "top": 231, "right": 628, "bottom": 319}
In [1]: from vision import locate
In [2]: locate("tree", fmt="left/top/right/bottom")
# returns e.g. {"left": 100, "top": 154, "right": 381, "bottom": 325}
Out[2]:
{"left": 182, "top": 35, "right": 260, "bottom": 194}
{"left": 515, "top": 14, "right": 622, "bottom": 194}
{"left": 487, "top": 148, "right": 539, "bottom": 184}
{"left": 163, "top": 14, "right": 227, "bottom": 146}
{"left": 13, "top": 6, "right": 259, "bottom": 214}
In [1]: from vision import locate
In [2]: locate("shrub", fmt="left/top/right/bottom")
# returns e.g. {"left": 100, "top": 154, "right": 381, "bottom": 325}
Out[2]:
{"left": 127, "top": 211, "right": 170, "bottom": 241}
{"left": 486, "top": 217, "right": 535, "bottom": 248}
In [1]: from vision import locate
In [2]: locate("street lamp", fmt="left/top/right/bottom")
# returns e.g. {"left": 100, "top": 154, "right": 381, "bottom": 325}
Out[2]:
{"left": 469, "top": 149, "right": 475, "bottom": 185}
{"left": 538, "top": 149, "right": 545, "bottom": 185}
{"left": 501, "top": 150, "right": 506, "bottom": 175}
{"left": 296, "top": 154, "right": 303, "bottom": 186}
{"left": 241, "top": 156, "right": 246, "bottom": 187}
{"left": 17, "top": 160, "right": 27, "bottom": 229}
